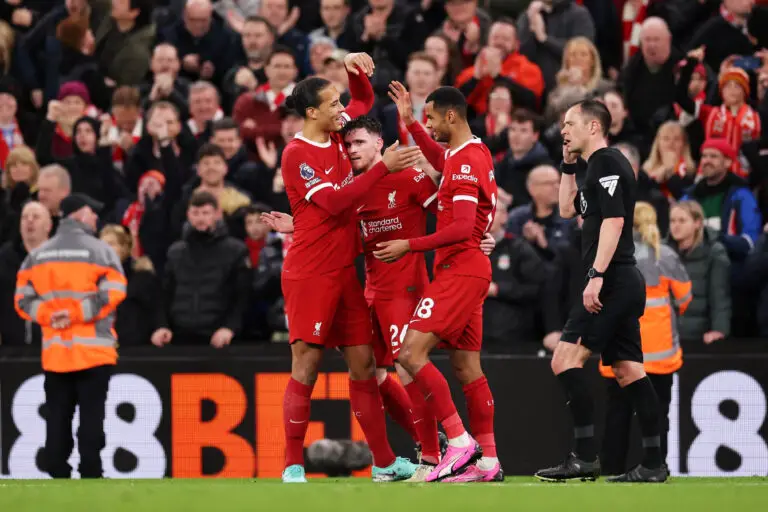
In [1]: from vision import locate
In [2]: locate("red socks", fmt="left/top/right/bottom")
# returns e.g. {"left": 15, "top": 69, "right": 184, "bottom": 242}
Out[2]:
{"left": 379, "top": 374, "right": 419, "bottom": 443}
{"left": 464, "top": 376, "right": 496, "bottom": 457}
{"left": 349, "top": 377, "right": 396, "bottom": 468}
{"left": 405, "top": 381, "right": 440, "bottom": 463}
{"left": 414, "top": 362, "right": 467, "bottom": 439}
{"left": 283, "top": 378, "right": 313, "bottom": 468}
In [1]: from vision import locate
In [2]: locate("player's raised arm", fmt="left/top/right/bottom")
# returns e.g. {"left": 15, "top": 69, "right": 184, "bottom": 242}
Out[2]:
{"left": 389, "top": 81, "right": 446, "bottom": 171}
{"left": 343, "top": 53, "right": 376, "bottom": 119}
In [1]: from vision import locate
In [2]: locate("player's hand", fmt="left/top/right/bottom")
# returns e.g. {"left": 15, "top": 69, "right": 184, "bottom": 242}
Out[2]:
{"left": 373, "top": 239, "right": 411, "bottom": 263}
{"left": 583, "top": 277, "right": 603, "bottom": 314}
{"left": 211, "top": 327, "right": 234, "bottom": 348}
{"left": 382, "top": 141, "right": 423, "bottom": 172}
{"left": 261, "top": 211, "right": 294, "bottom": 233}
{"left": 388, "top": 81, "right": 416, "bottom": 125}
{"left": 344, "top": 52, "right": 375, "bottom": 77}
{"left": 487, "top": 282, "right": 499, "bottom": 297}
{"left": 480, "top": 232, "right": 496, "bottom": 255}
{"left": 703, "top": 331, "right": 725, "bottom": 344}
{"left": 543, "top": 331, "right": 561, "bottom": 352}
{"left": 151, "top": 328, "right": 173, "bottom": 347}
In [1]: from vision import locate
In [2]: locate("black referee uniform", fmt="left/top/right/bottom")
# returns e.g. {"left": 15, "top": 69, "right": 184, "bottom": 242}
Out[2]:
{"left": 536, "top": 147, "right": 667, "bottom": 483}
{"left": 561, "top": 147, "right": 646, "bottom": 365}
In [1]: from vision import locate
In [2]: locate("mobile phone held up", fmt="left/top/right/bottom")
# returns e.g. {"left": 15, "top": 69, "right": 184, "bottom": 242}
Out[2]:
{"left": 732, "top": 56, "right": 762, "bottom": 71}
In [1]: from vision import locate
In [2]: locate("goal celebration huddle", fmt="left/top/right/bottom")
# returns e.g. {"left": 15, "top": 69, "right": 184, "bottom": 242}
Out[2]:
{"left": 262, "top": 51, "right": 661, "bottom": 484}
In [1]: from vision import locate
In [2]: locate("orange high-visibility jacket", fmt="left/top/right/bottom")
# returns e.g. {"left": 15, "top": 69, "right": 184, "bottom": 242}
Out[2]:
{"left": 15, "top": 218, "right": 127, "bottom": 373}
{"left": 600, "top": 237, "right": 692, "bottom": 377}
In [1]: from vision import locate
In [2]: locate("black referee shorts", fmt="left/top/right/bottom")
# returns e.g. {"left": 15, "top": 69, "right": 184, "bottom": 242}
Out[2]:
{"left": 561, "top": 264, "right": 646, "bottom": 366}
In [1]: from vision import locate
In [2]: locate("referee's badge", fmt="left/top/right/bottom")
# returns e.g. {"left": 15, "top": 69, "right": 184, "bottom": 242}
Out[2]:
{"left": 498, "top": 254, "right": 510, "bottom": 270}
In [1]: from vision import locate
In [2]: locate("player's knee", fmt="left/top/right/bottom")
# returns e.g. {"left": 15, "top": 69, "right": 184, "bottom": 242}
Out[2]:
{"left": 612, "top": 361, "right": 645, "bottom": 387}
{"left": 450, "top": 352, "right": 482, "bottom": 386}
{"left": 348, "top": 353, "right": 376, "bottom": 381}
{"left": 394, "top": 362, "right": 413, "bottom": 385}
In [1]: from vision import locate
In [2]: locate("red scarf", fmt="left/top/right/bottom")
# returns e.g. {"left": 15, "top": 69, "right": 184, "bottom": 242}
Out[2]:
{"left": 0, "top": 119, "right": 24, "bottom": 167}
{"left": 246, "top": 237, "right": 266, "bottom": 267}
{"left": 122, "top": 201, "right": 145, "bottom": 256}
{"left": 397, "top": 107, "right": 428, "bottom": 146}
{"left": 622, "top": 0, "right": 649, "bottom": 62}
{"left": 698, "top": 104, "right": 761, "bottom": 177}
{"left": 256, "top": 83, "right": 295, "bottom": 112}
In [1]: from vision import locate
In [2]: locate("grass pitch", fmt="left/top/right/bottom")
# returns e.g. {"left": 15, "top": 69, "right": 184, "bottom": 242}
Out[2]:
{"left": 0, "top": 477, "right": 766, "bottom": 512}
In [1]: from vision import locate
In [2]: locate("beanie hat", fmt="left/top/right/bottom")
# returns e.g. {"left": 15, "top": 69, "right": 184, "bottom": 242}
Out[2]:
{"left": 57, "top": 81, "right": 91, "bottom": 104}
{"left": 139, "top": 170, "right": 166, "bottom": 189}
{"left": 719, "top": 67, "right": 750, "bottom": 97}
{"left": 701, "top": 138, "right": 737, "bottom": 161}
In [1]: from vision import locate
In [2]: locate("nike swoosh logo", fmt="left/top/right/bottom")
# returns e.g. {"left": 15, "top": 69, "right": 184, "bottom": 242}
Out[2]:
{"left": 289, "top": 419, "right": 307, "bottom": 424}
{"left": 324, "top": 166, "right": 334, "bottom": 175}
{"left": 357, "top": 204, "right": 365, "bottom": 212}
{"left": 413, "top": 419, "right": 423, "bottom": 424}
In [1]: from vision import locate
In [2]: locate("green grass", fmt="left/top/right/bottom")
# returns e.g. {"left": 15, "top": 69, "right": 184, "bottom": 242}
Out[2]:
{"left": 0, "top": 477, "right": 766, "bottom": 512}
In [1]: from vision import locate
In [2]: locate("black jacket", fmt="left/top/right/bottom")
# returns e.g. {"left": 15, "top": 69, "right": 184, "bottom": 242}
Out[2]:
{"left": 157, "top": 222, "right": 251, "bottom": 339}
{"left": 483, "top": 233, "right": 548, "bottom": 346}
{"left": 114, "top": 258, "right": 158, "bottom": 346}
{"left": 494, "top": 143, "right": 553, "bottom": 208}
{"left": 0, "top": 238, "right": 41, "bottom": 346}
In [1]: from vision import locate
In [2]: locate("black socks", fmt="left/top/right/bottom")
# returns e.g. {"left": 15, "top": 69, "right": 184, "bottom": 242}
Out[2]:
{"left": 624, "top": 376, "right": 663, "bottom": 469}
{"left": 557, "top": 368, "right": 597, "bottom": 462}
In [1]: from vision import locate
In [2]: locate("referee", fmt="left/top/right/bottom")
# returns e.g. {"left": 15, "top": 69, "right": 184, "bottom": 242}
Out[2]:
{"left": 534, "top": 100, "right": 667, "bottom": 483}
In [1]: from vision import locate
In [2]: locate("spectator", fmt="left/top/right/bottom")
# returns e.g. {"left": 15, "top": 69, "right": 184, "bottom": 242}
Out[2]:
{"left": 36, "top": 164, "right": 71, "bottom": 224}
{"left": 0, "top": 146, "right": 39, "bottom": 243}
{"left": 228, "top": 15, "right": 275, "bottom": 90}
{"left": 308, "top": 35, "right": 337, "bottom": 75}
{"left": 0, "top": 24, "right": 17, "bottom": 93}
{"left": 517, "top": 0, "right": 596, "bottom": 92}
{"left": 682, "top": 138, "right": 762, "bottom": 263}
{"left": 89, "top": 0, "right": 156, "bottom": 86}
{"left": 470, "top": 84, "right": 514, "bottom": 158}
{"left": 615, "top": 141, "right": 670, "bottom": 238}
{"left": 0, "top": 86, "right": 32, "bottom": 163}
{"left": 424, "top": 32, "right": 463, "bottom": 87}
{"left": 0, "top": 201, "right": 50, "bottom": 346}
{"left": 687, "top": 0, "right": 765, "bottom": 73}
{"left": 581, "top": 0, "right": 622, "bottom": 78}
{"left": 100, "top": 224, "right": 157, "bottom": 346}
{"left": 311, "top": 0, "right": 356, "bottom": 51}
{"left": 152, "top": 190, "right": 251, "bottom": 347}
{"left": 187, "top": 81, "right": 224, "bottom": 138}
{"left": 42, "top": 81, "right": 93, "bottom": 160}
{"left": 351, "top": 0, "right": 413, "bottom": 95}
{"left": 507, "top": 164, "right": 574, "bottom": 261}
{"left": 667, "top": 200, "right": 731, "bottom": 345}
{"left": 319, "top": 49, "right": 351, "bottom": 103}
{"left": 101, "top": 86, "right": 143, "bottom": 171}
{"left": 159, "top": 0, "right": 238, "bottom": 85}
{"left": 677, "top": 50, "right": 761, "bottom": 177}
{"left": 381, "top": 52, "right": 440, "bottom": 147}
{"left": 600, "top": 89, "right": 645, "bottom": 156}
{"left": 456, "top": 19, "right": 543, "bottom": 115}
{"left": 260, "top": 0, "right": 309, "bottom": 75}
{"left": 548, "top": 37, "right": 612, "bottom": 111}
{"left": 494, "top": 108, "right": 552, "bottom": 207}
{"left": 642, "top": 120, "right": 696, "bottom": 200}
{"left": 36, "top": 116, "right": 120, "bottom": 219}
{"left": 139, "top": 43, "right": 190, "bottom": 115}
{"left": 441, "top": 0, "right": 492, "bottom": 69}
{"left": 483, "top": 201, "right": 548, "bottom": 348}
{"left": 619, "top": 17, "right": 682, "bottom": 143}
{"left": 215, "top": 0, "right": 262, "bottom": 31}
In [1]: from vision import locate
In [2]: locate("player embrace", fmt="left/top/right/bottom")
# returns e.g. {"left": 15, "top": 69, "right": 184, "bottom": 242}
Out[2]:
{"left": 276, "top": 52, "right": 424, "bottom": 484}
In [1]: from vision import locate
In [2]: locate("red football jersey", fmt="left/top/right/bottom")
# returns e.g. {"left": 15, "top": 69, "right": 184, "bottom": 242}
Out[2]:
{"left": 433, "top": 138, "right": 497, "bottom": 279}
{"left": 358, "top": 167, "right": 438, "bottom": 300}
{"left": 281, "top": 126, "right": 361, "bottom": 279}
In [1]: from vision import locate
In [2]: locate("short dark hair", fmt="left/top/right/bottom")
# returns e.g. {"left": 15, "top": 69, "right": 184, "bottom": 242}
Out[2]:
{"left": 509, "top": 108, "right": 543, "bottom": 133}
{"left": 212, "top": 117, "right": 239, "bottom": 133}
{"left": 112, "top": 86, "right": 140, "bottom": 108}
{"left": 572, "top": 99, "right": 612, "bottom": 136}
{"left": 426, "top": 86, "right": 468, "bottom": 120}
{"left": 244, "top": 15, "right": 276, "bottom": 37}
{"left": 284, "top": 77, "right": 334, "bottom": 119}
{"left": 267, "top": 45, "right": 297, "bottom": 66}
{"left": 244, "top": 202, "right": 271, "bottom": 216}
{"left": 189, "top": 190, "right": 218, "bottom": 209}
{"left": 342, "top": 115, "right": 383, "bottom": 137}
{"left": 196, "top": 143, "right": 227, "bottom": 163}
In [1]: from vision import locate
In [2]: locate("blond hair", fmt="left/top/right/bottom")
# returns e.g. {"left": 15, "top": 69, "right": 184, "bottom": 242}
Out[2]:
{"left": 100, "top": 224, "right": 132, "bottom": 257}
{"left": 671, "top": 200, "right": 706, "bottom": 249}
{"left": 643, "top": 121, "right": 696, "bottom": 179}
{"left": 558, "top": 37, "right": 603, "bottom": 92}
{"left": 0, "top": 21, "right": 15, "bottom": 74}
{"left": 2, "top": 146, "right": 40, "bottom": 189}
{"left": 634, "top": 202, "right": 661, "bottom": 259}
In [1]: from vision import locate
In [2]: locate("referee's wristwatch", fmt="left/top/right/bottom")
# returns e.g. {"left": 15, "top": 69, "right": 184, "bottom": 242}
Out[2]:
{"left": 587, "top": 267, "right": 604, "bottom": 279}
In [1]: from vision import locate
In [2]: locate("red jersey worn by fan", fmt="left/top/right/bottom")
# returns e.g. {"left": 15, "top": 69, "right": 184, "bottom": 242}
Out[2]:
{"left": 359, "top": 168, "right": 438, "bottom": 365}
{"left": 408, "top": 137, "right": 498, "bottom": 351}
{"left": 280, "top": 70, "right": 382, "bottom": 348}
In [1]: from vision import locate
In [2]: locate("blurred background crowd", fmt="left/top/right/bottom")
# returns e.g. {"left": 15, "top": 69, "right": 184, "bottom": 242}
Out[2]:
{"left": 0, "top": 0, "right": 767, "bottom": 352}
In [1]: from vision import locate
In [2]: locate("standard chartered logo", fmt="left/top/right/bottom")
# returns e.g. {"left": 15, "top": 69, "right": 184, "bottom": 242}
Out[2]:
{"left": 366, "top": 217, "right": 402, "bottom": 234}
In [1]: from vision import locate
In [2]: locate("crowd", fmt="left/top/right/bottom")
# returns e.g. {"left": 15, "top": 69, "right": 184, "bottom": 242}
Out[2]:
{"left": 0, "top": 0, "right": 767, "bottom": 351}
